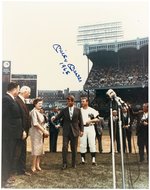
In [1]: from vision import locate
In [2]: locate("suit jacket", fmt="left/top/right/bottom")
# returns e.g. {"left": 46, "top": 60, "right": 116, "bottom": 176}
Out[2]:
{"left": 54, "top": 107, "right": 84, "bottom": 137}
{"left": 95, "top": 117, "right": 105, "bottom": 135}
{"left": 121, "top": 112, "right": 131, "bottom": 131}
{"left": 108, "top": 116, "right": 119, "bottom": 137}
{"left": 108, "top": 117, "right": 119, "bottom": 129}
{"left": 16, "top": 96, "right": 31, "bottom": 135}
{"left": 2, "top": 94, "right": 23, "bottom": 140}
{"left": 136, "top": 111, "right": 148, "bottom": 136}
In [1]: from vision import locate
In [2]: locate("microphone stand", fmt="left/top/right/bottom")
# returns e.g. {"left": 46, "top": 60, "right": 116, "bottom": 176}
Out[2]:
{"left": 110, "top": 100, "right": 116, "bottom": 189}
{"left": 117, "top": 103, "right": 126, "bottom": 189}
{"left": 106, "top": 89, "right": 125, "bottom": 188}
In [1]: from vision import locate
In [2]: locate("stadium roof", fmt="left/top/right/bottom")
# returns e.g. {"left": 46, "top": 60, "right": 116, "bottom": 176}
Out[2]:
{"left": 83, "top": 37, "right": 148, "bottom": 55}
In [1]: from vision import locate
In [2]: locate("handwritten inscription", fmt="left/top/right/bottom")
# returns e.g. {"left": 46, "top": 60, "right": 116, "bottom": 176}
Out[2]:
{"left": 59, "top": 63, "right": 70, "bottom": 75}
{"left": 53, "top": 44, "right": 82, "bottom": 82}
{"left": 53, "top": 44, "right": 68, "bottom": 62}
{"left": 67, "top": 64, "right": 82, "bottom": 82}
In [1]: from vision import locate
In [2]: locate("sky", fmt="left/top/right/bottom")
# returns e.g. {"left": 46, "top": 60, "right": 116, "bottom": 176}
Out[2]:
{"left": 2, "top": 0, "right": 149, "bottom": 91}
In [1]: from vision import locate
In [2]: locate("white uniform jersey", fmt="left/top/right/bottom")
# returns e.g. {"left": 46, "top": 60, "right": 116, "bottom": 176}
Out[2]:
{"left": 81, "top": 107, "right": 99, "bottom": 125}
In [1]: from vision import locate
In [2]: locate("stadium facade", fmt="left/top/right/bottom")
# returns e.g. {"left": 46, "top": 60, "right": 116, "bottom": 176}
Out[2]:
{"left": 11, "top": 74, "right": 37, "bottom": 99}
{"left": 83, "top": 37, "right": 148, "bottom": 118}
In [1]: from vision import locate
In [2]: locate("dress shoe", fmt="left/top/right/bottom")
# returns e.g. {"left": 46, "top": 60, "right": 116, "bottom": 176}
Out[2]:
{"left": 92, "top": 162, "right": 97, "bottom": 166}
{"left": 17, "top": 171, "right": 31, "bottom": 176}
{"left": 72, "top": 164, "right": 77, "bottom": 169}
{"left": 4, "top": 183, "right": 15, "bottom": 188}
{"left": 61, "top": 164, "right": 67, "bottom": 170}
{"left": 7, "top": 176, "right": 15, "bottom": 184}
{"left": 23, "top": 171, "right": 32, "bottom": 176}
{"left": 139, "top": 158, "right": 144, "bottom": 163}
{"left": 80, "top": 161, "right": 87, "bottom": 165}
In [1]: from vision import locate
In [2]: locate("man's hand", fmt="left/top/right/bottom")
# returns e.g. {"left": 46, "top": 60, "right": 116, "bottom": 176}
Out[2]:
{"left": 143, "top": 121, "right": 148, "bottom": 126}
{"left": 22, "top": 131, "right": 27, "bottom": 140}
{"left": 80, "top": 131, "right": 84, "bottom": 137}
{"left": 51, "top": 116, "right": 56, "bottom": 122}
{"left": 86, "top": 120, "right": 91, "bottom": 125}
{"left": 55, "top": 125, "right": 61, "bottom": 128}
{"left": 123, "top": 125, "right": 129, "bottom": 128}
{"left": 86, "top": 118, "right": 99, "bottom": 126}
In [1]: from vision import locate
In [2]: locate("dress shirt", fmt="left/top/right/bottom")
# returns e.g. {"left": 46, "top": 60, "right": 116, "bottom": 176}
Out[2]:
{"left": 69, "top": 106, "right": 74, "bottom": 120}
{"left": 142, "top": 112, "right": 148, "bottom": 120}
{"left": 18, "top": 94, "right": 25, "bottom": 104}
{"left": 6, "top": 92, "right": 15, "bottom": 100}
{"left": 123, "top": 113, "right": 127, "bottom": 118}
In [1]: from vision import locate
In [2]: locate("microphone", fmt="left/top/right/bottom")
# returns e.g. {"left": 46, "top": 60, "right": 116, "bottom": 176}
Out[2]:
{"left": 106, "top": 89, "right": 116, "bottom": 100}
{"left": 106, "top": 89, "right": 127, "bottom": 108}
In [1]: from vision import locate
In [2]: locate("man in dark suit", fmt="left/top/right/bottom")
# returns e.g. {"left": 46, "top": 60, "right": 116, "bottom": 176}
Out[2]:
{"left": 136, "top": 103, "right": 148, "bottom": 163}
{"left": 121, "top": 106, "right": 132, "bottom": 153}
{"left": 51, "top": 95, "right": 84, "bottom": 169}
{"left": 108, "top": 110, "right": 120, "bottom": 153}
{"left": 15, "top": 86, "right": 31, "bottom": 175}
{"left": 95, "top": 117, "right": 105, "bottom": 153}
{"left": 2, "top": 82, "right": 23, "bottom": 187}
{"left": 48, "top": 106, "right": 61, "bottom": 152}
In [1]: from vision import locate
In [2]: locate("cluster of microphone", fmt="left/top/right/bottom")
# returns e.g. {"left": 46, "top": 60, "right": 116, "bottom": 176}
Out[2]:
{"left": 106, "top": 89, "right": 128, "bottom": 109}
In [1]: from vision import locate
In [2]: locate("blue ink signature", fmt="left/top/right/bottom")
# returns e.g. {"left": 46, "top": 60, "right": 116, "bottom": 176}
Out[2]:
{"left": 53, "top": 44, "right": 82, "bottom": 82}
{"left": 53, "top": 44, "right": 68, "bottom": 62}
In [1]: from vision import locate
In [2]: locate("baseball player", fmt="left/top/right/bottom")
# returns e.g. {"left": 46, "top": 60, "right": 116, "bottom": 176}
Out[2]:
{"left": 80, "top": 97, "right": 99, "bottom": 165}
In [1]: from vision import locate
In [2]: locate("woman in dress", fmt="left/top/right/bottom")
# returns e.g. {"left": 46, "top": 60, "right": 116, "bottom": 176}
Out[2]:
{"left": 30, "top": 98, "right": 49, "bottom": 172}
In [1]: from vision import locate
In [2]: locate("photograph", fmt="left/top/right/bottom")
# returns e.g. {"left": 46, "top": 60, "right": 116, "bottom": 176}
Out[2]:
{"left": 1, "top": 0, "right": 149, "bottom": 188}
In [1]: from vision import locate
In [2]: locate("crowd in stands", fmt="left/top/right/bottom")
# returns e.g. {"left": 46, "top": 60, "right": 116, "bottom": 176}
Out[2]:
{"left": 84, "top": 64, "right": 148, "bottom": 89}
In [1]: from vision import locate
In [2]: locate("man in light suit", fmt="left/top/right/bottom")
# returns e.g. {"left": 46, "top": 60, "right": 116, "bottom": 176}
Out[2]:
{"left": 15, "top": 86, "right": 31, "bottom": 175}
{"left": 52, "top": 95, "right": 84, "bottom": 169}
{"left": 2, "top": 82, "right": 22, "bottom": 187}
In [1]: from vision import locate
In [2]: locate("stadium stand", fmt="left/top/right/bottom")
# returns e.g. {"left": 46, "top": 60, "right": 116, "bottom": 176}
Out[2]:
{"left": 83, "top": 37, "right": 148, "bottom": 118}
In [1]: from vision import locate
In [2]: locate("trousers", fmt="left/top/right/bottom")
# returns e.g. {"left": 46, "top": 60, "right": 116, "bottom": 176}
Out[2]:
{"left": 80, "top": 125, "right": 96, "bottom": 153}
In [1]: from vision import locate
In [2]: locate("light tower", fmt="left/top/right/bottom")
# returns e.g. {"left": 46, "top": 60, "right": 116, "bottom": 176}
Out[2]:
{"left": 77, "top": 21, "right": 123, "bottom": 45}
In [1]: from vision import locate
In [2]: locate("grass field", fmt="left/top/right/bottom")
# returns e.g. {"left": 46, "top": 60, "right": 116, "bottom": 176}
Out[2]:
{"left": 7, "top": 152, "right": 149, "bottom": 189}
{"left": 5, "top": 132, "right": 149, "bottom": 189}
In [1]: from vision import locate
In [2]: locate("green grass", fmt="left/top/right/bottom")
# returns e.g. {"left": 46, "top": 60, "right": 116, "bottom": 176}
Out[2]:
{"left": 6, "top": 152, "right": 149, "bottom": 189}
